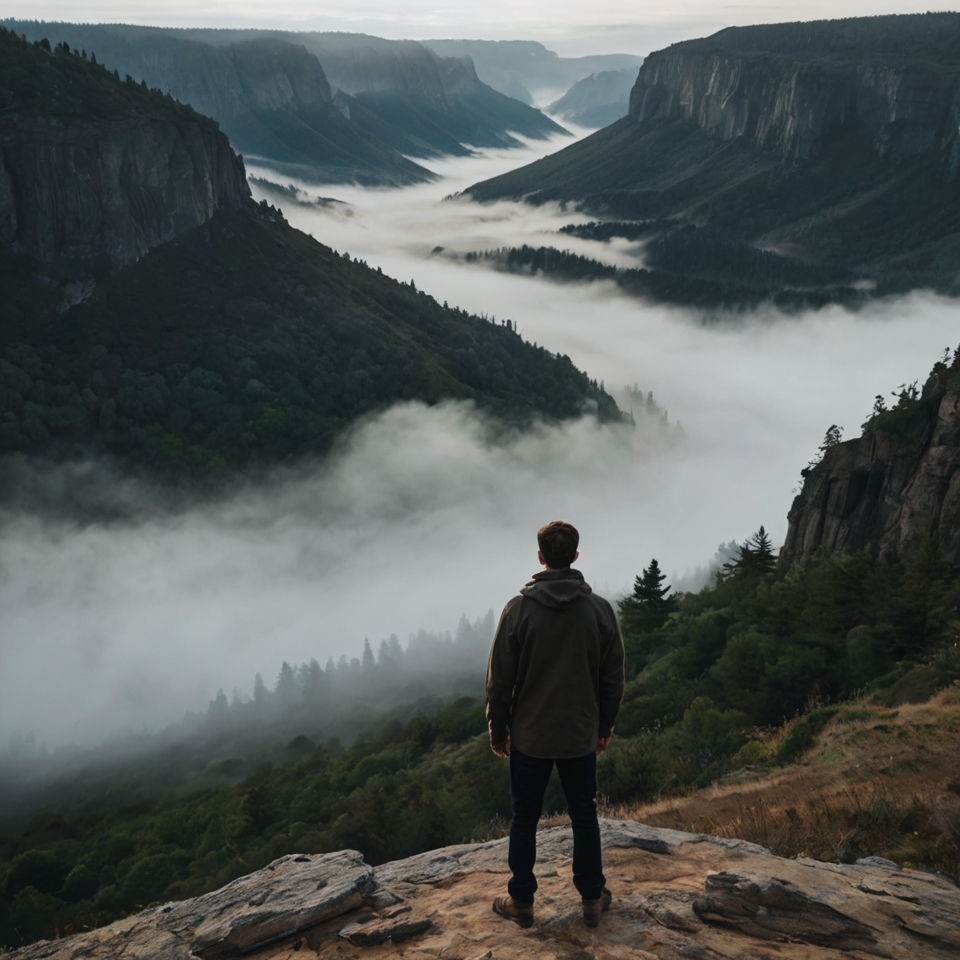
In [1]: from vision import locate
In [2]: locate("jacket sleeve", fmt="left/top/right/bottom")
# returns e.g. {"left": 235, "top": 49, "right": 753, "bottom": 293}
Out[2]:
{"left": 485, "top": 600, "right": 520, "bottom": 744}
{"left": 598, "top": 603, "right": 625, "bottom": 738}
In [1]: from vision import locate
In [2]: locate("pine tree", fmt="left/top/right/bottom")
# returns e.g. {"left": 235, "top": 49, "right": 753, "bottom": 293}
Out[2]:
{"left": 362, "top": 638, "right": 375, "bottom": 671}
{"left": 618, "top": 558, "right": 677, "bottom": 635}
{"left": 722, "top": 526, "right": 777, "bottom": 579}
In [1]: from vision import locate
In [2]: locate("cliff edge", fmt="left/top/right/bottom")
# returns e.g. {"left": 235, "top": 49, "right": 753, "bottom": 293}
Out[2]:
{"left": 782, "top": 358, "right": 960, "bottom": 566}
{"left": 0, "top": 30, "right": 249, "bottom": 276}
{"left": 9, "top": 819, "right": 960, "bottom": 960}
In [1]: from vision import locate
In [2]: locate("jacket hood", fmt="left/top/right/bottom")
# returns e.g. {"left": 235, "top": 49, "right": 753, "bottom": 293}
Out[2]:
{"left": 520, "top": 568, "right": 592, "bottom": 609}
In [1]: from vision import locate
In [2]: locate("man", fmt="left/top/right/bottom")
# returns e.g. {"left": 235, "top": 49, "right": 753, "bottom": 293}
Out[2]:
{"left": 485, "top": 520, "right": 625, "bottom": 929}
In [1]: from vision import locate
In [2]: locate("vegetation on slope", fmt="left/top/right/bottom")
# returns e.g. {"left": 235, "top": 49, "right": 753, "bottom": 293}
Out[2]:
{"left": 462, "top": 243, "right": 861, "bottom": 311}
{"left": 0, "top": 27, "right": 212, "bottom": 125}
{"left": 0, "top": 202, "right": 619, "bottom": 477}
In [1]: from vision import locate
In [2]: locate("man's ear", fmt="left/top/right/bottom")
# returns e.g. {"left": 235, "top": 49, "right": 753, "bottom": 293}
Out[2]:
{"left": 538, "top": 549, "right": 546, "bottom": 567}
{"left": 573, "top": 550, "right": 580, "bottom": 563}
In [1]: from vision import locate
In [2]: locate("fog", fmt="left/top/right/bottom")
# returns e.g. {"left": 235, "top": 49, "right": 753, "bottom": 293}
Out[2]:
{"left": 4, "top": 133, "right": 960, "bottom": 751}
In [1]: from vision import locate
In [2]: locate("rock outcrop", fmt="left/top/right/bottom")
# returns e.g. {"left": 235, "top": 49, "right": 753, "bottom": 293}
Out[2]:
{"left": 0, "top": 115, "right": 249, "bottom": 273}
{"left": 10, "top": 819, "right": 960, "bottom": 960}
{"left": 781, "top": 377, "right": 960, "bottom": 564}
{"left": 630, "top": 47, "right": 960, "bottom": 173}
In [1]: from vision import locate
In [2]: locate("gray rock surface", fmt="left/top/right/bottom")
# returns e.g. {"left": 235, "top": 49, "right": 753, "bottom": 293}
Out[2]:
{"left": 9, "top": 850, "right": 374, "bottom": 960}
{"left": 0, "top": 113, "right": 249, "bottom": 272}
{"left": 781, "top": 380, "right": 960, "bottom": 564}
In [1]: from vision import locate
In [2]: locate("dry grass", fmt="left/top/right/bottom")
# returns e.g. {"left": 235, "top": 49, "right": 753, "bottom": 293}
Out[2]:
{"left": 594, "top": 685, "right": 960, "bottom": 877}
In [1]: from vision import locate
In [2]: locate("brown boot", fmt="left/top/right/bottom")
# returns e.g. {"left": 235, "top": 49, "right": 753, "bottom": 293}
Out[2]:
{"left": 492, "top": 895, "right": 534, "bottom": 928}
{"left": 581, "top": 887, "right": 612, "bottom": 927}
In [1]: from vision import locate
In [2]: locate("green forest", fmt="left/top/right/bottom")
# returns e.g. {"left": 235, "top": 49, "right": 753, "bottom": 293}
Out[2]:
{"left": 3, "top": 515, "right": 960, "bottom": 947}
{"left": 465, "top": 243, "right": 864, "bottom": 311}
{"left": 0, "top": 208, "right": 620, "bottom": 479}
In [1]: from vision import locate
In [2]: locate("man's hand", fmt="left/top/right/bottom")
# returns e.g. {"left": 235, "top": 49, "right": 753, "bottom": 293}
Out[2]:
{"left": 490, "top": 735, "right": 511, "bottom": 758}
{"left": 596, "top": 732, "right": 613, "bottom": 756}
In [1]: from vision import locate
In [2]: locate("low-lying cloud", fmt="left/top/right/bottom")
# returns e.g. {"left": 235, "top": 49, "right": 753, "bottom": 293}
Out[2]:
{"left": 4, "top": 134, "right": 960, "bottom": 751}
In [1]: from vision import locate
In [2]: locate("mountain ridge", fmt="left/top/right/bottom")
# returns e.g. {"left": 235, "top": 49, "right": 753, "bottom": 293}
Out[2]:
{"left": 466, "top": 13, "right": 960, "bottom": 302}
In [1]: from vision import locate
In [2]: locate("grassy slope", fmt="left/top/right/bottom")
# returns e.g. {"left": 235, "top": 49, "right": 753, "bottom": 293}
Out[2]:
{"left": 609, "top": 688, "right": 960, "bottom": 873}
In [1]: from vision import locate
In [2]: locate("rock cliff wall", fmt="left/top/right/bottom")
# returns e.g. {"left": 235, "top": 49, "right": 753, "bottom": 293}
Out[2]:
{"left": 782, "top": 379, "right": 960, "bottom": 564}
{"left": 0, "top": 113, "right": 249, "bottom": 273}
{"left": 630, "top": 39, "right": 960, "bottom": 172}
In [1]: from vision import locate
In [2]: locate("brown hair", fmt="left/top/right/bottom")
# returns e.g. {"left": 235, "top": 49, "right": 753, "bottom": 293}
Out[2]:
{"left": 537, "top": 520, "right": 580, "bottom": 569}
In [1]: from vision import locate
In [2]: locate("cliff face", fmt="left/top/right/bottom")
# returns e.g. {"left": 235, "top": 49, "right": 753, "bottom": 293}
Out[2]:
{"left": 782, "top": 380, "right": 960, "bottom": 564}
{"left": 630, "top": 49, "right": 960, "bottom": 172}
{"left": 0, "top": 114, "right": 248, "bottom": 272}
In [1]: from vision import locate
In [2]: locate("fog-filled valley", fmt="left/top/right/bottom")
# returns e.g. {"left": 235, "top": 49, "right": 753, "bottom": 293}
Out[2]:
{"left": 2, "top": 130, "right": 959, "bottom": 753}
{"left": 7, "top": 13, "right": 960, "bottom": 955}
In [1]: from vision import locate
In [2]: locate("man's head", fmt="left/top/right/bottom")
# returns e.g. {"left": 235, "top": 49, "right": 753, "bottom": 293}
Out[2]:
{"left": 537, "top": 520, "right": 580, "bottom": 570}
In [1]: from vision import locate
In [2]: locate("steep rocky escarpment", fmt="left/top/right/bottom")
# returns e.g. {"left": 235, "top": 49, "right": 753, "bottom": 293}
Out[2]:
{"left": 0, "top": 30, "right": 249, "bottom": 274}
{"left": 9, "top": 820, "right": 960, "bottom": 960}
{"left": 303, "top": 33, "right": 567, "bottom": 156}
{"left": 4, "top": 23, "right": 566, "bottom": 177}
{"left": 782, "top": 359, "right": 960, "bottom": 564}
{"left": 467, "top": 14, "right": 960, "bottom": 303}
{"left": 629, "top": 38, "right": 960, "bottom": 168}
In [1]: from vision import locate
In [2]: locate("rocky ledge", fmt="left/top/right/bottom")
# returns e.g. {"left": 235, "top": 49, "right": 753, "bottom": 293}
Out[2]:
{"left": 10, "top": 819, "right": 960, "bottom": 960}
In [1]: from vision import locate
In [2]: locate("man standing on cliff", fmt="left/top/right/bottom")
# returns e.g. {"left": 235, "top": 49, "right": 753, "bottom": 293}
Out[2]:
{"left": 486, "top": 520, "right": 625, "bottom": 929}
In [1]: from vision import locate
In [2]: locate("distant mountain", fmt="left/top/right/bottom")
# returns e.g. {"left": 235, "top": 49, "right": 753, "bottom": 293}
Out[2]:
{"left": 291, "top": 33, "right": 568, "bottom": 157}
{"left": 548, "top": 68, "right": 638, "bottom": 128}
{"left": 0, "top": 30, "right": 619, "bottom": 475}
{"left": 422, "top": 39, "right": 644, "bottom": 105}
{"left": 2, "top": 23, "right": 436, "bottom": 185}
{"left": 4, "top": 23, "right": 567, "bottom": 181}
{"left": 466, "top": 14, "right": 960, "bottom": 303}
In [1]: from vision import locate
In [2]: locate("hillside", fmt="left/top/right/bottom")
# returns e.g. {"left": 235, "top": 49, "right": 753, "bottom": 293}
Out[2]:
{"left": 0, "top": 202, "right": 619, "bottom": 473}
{"left": 547, "top": 68, "right": 638, "bottom": 128}
{"left": 422, "top": 39, "right": 644, "bottom": 104}
{"left": 467, "top": 13, "right": 960, "bottom": 303}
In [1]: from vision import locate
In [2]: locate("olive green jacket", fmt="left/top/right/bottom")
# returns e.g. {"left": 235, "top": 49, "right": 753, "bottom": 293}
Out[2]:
{"left": 485, "top": 568, "right": 625, "bottom": 758}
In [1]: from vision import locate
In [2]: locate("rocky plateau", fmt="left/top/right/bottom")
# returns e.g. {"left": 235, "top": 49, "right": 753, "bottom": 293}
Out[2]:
{"left": 9, "top": 819, "right": 960, "bottom": 960}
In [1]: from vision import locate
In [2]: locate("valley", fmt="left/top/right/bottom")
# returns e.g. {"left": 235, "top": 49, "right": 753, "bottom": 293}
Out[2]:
{"left": 4, "top": 11, "right": 960, "bottom": 957}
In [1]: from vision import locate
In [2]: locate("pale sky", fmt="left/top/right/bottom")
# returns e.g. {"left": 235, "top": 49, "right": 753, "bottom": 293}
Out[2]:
{"left": 5, "top": 0, "right": 959, "bottom": 55}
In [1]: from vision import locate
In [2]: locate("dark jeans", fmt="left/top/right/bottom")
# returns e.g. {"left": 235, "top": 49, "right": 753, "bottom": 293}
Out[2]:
{"left": 507, "top": 746, "right": 605, "bottom": 905}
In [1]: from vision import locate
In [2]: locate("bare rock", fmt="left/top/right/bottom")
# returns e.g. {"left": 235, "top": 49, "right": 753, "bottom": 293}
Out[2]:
{"left": 10, "top": 850, "right": 374, "bottom": 960}
{"left": 693, "top": 871, "right": 887, "bottom": 954}
{"left": 8, "top": 820, "right": 960, "bottom": 960}
{"left": 339, "top": 914, "right": 432, "bottom": 946}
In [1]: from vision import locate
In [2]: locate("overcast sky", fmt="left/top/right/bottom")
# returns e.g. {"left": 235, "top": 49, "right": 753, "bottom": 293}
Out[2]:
{"left": 6, "top": 1, "right": 958, "bottom": 55}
